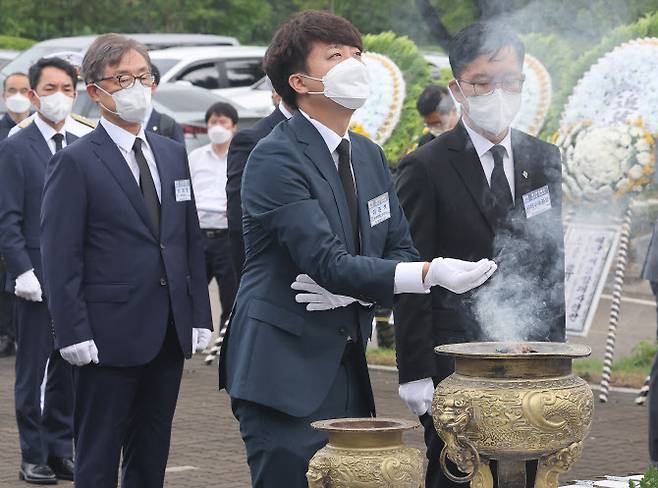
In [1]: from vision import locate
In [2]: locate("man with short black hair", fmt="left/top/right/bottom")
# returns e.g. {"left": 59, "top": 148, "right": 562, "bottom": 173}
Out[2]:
{"left": 416, "top": 84, "right": 458, "bottom": 146}
{"left": 219, "top": 11, "right": 496, "bottom": 487}
{"left": 143, "top": 64, "right": 185, "bottom": 144}
{"left": 40, "top": 34, "right": 212, "bottom": 488}
{"left": 395, "top": 21, "right": 565, "bottom": 488}
{"left": 188, "top": 101, "right": 239, "bottom": 329}
{"left": 0, "top": 56, "right": 81, "bottom": 485}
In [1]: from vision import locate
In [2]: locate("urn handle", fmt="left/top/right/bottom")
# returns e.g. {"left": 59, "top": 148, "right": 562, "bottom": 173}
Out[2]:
{"left": 435, "top": 396, "right": 481, "bottom": 484}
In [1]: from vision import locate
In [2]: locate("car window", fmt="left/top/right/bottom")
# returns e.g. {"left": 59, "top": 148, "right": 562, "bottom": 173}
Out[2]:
{"left": 150, "top": 58, "right": 179, "bottom": 78}
{"left": 178, "top": 62, "right": 221, "bottom": 90}
{"left": 221, "top": 59, "right": 264, "bottom": 88}
{"left": 153, "top": 88, "right": 220, "bottom": 112}
{"left": 73, "top": 89, "right": 100, "bottom": 119}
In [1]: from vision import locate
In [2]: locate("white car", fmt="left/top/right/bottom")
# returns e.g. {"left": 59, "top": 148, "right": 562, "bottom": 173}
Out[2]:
{"left": 149, "top": 46, "right": 274, "bottom": 118}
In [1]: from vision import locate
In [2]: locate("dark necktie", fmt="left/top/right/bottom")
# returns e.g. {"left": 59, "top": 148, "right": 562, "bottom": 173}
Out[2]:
{"left": 52, "top": 133, "right": 64, "bottom": 152}
{"left": 133, "top": 138, "right": 160, "bottom": 236}
{"left": 490, "top": 145, "right": 513, "bottom": 210}
{"left": 336, "top": 139, "right": 360, "bottom": 254}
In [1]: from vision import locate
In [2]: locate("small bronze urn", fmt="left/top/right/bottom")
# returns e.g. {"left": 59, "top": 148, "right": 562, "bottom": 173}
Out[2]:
{"left": 306, "top": 418, "right": 424, "bottom": 487}
{"left": 431, "top": 342, "right": 593, "bottom": 488}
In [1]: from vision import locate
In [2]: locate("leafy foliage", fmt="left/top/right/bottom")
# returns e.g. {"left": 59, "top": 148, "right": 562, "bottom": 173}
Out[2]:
{"left": 630, "top": 466, "right": 658, "bottom": 488}
{"left": 0, "top": 36, "right": 35, "bottom": 50}
{"left": 363, "top": 31, "right": 431, "bottom": 166}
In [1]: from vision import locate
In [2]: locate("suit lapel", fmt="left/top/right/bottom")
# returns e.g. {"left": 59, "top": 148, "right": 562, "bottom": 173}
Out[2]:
{"left": 290, "top": 112, "right": 356, "bottom": 254}
{"left": 25, "top": 123, "right": 53, "bottom": 166}
{"left": 146, "top": 132, "right": 170, "bottom": 240}
{"left": 90, "top": 125, "right": 157, "bottom": 241}
{"left": 65, "top": 132, "right": 78, "bottom": 145}
{"left": 350, "top": 137, "right": 371, "bottom": 254}
{"left": 512, "top": 129, "right": 534, "bottom": 208}
{"left": 446, "top": 123, "right": 498, "bottom": 233}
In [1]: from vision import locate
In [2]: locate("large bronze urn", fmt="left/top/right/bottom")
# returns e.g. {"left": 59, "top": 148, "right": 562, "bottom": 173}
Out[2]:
{"left": 306, "top": 418, "right": 424, "bottom": 487}
{"left": 431, "top": 342, "right": 593, "bottom": 488}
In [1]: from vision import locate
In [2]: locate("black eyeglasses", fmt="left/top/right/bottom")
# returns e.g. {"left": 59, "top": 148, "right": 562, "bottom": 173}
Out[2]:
{"left": 96, "top": 73, "right": 155, "bottom": 90}
{"left": 459, "top": 75, "right": 526, "bottom": 96}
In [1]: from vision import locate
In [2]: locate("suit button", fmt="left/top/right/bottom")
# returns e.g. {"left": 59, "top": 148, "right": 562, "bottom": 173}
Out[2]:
{"left": 160, "top": 278, "right": 167, "bottom": 287}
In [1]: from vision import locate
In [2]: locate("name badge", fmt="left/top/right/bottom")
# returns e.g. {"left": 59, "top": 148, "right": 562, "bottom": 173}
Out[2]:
{"left": 175, "top": 179, "right": 191, "bottom": 202}
{"left": 368, "top": 192, "right": 391, "bottom": 227}
{"left": 522, "top": 185, "right": 552, "bottom": 218}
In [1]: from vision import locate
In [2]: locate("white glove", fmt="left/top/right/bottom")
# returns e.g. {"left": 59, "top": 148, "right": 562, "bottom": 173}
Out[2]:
{"left": 399, "top": 378, "right": 435, "bottom": 416}
{"left": 60, "top": 340, "right": 99, "bottom": 367}
{"left": 192, "top": 328, "right": 212, "bottom": 354}
{"left": 291, "top": 274, "right": 371, "bottom": 311}
{"left": 425, "top": 258, "right": 497, "bottom": 294}
{"left": 14, "top": 269, "right": 43, "bottom": 302}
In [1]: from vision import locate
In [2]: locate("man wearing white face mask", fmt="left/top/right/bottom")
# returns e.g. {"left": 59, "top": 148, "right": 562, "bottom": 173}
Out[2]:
{"left": 188, "top": 102, "right": 239, "bottom": 330}
{"left": 0, "top": 57, "right": 81, "bottom": 485}
{"left": 40, "top": 34, "right": 212, "bottom": 488}
{"left": 395, "top": 22, "right": 565, "bottom": 488}
{"left": 1, "top": 72, "right": 31, "bottom": 140}
{"left": 219, "top": 11, "right": 496, "bottom": 487}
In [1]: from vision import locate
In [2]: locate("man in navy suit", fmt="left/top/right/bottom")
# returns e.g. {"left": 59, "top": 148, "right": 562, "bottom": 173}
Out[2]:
{"left": 218, "top": 11, "right": 497, "bottom": 487}
{"left": 40, "top": 34, "right": 212, "bottom": 488}
{"left": 0, "top": 57, "right": 80, "bottom": 485}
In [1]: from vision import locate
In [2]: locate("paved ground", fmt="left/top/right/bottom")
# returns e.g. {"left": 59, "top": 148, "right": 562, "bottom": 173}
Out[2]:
{"left": 0, "top": 355, "right": 650, "bottom": 487}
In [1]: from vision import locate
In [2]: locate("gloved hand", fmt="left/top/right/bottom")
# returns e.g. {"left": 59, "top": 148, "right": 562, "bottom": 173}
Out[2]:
{"left": 14, "top": 269, "right": 43, "bottom": 302}
{"left": 291, "top": 274, "right": 371, "bottom": 311}
{"left": 192, "top": 328, "right": 212, "bottom": 354}
{"left": 424, "top": 258, "right": 497, "bottom": 294}
{"left": 399, "top": 377, "right": 435, "bottom": 416}
{"left": 60, "top": 340, "right": 99, "bottom": 367}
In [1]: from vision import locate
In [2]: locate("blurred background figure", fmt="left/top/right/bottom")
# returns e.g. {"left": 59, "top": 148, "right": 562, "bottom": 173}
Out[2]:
{"left": 143, "top": 64, "right": 185, "bottom": 143}
{"left": 188, "top": 102, "right": 239, "bottom": 332}
{"left": 1, "top": 72, "right": 31, "bottom": 139}
{"left": 416, "top": 84, "right": 458, "bottom": 147}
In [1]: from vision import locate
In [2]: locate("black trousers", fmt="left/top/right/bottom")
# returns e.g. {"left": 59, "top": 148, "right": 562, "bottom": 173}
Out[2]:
{"left": 72, "top": 322, "right": 184, "bottom": 488}
{"left": 0, "top": 257, "right": 14, "bottom": 340}
{"left": 14, "top": 297, "right": 73, "bottom": 464}
{"left": 202, "top": 229, "right": 238, "bottom": 328}
{"left": 232, "top": 341, "right": 371, "bottom": 488}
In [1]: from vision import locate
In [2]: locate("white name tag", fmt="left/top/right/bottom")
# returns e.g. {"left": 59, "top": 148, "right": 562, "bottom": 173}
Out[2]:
{"left": 175, "top": 179, "right": 191, "bottom": 202}
{"left": 368, "top": 192, "right": 391, "bottom": 227}
{"left": 522, "top": 185, "right": 552, "bottom": 218}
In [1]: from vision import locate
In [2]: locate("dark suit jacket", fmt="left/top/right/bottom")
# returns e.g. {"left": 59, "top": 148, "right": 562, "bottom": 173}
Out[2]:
{"left": 0, "top": 123, "right": 78, "bottom": 293}
{"left": 0, "top": 113, "right": 16, "bottom": 141}
{"left": 145, "top": 109, "right": 185, "bottom": 145}
{"left": 40, "top": 125, "right": 212, "bottom": 367}
{"left": 226, "top": 107, "right": 287, "bottom": 275}
{"left": 394, "top": 121, "right": 565, "bottom": 384}
{"left": 219, "top": 111, "right": 419, "bottom": 417}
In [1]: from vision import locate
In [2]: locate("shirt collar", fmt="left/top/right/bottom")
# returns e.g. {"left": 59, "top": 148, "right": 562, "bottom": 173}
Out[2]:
{"left": 278, "top": 103, "right": 293, "bottom": 120}
{"left": 34, "top": 113, "right": 66, "bottom": 142}
{"left": 100, "top": 117, "right": 147, "bottom": 153}
{"left": 204, "top": 143, "right": 227, "bottom": 160}
{"left": 462, "top": 118, "right": 513, "bottom": 160}
{"left": 298, "top": 109, "right": 350, "bottom": 155}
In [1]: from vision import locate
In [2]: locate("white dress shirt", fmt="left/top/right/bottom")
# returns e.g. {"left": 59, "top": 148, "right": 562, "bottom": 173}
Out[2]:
{"left": 188, "top": 143, "right": 228, "bottom": 229}
{"left": 99, "top": 117, "right": 162, "bottom": 202}
{"left": 8, "top": 112, "right": 94, "bottom": 138}
{"left": 463, "top": 118, "right": 515, "bottom": 200}
{"left": 279, "top": 103, "right": 294, "bottom": 120}
{"left": 298, "top": 110, "right": 428, "bottom": 295}
{"left": 33, "top": 114, "right": 68, "bottom": 154}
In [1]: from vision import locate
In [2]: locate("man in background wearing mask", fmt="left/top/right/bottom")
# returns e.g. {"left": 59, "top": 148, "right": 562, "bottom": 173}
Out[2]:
{"left": 416, "top": 84, "right": 458, "bottom": 147}
{"left": 40, "top": 34, "right": 212, "bottom": 488}
{"left": 219, "top": 11, "right": 497, "bottom": 487}
{"left": 188, "top": 102, "right": 239, "bottom": 331}
{"left": 0, "top": 57, "right": 79, "bottom": 485}
{"left": 394, "top": 22, "right": 565, "bottom": 488}
{"left": 143, "top": 64, "right": 185, "bottom": 144}
{"left": 1, "top": 72, "right": 31, "bottom": 140}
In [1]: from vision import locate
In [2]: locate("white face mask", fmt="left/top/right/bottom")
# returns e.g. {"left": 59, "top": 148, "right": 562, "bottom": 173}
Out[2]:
{"left": 301, "top": 57, "right": 370, "bottom": 110}
{"left": 208, "top": 125, "right": 233, "bottom": 145}
{"left": 37, "top": 91, "right": 74, "bottom": 124}
{"left": 5, "top": 93, "right": 31, "bottom": 114}
{"left": 458, "top": 83, "right": 521, "bottom": 136}
{"left": 95, "top": 82, "right": 152, "bottom": 124}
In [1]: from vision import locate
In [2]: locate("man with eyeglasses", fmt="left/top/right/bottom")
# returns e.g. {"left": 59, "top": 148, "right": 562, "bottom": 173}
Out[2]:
{"left": 40, "top": 34, "right": 212, "bottom": 488}
{"left": 394, "top": 22, "right": 565, "bottom": 488}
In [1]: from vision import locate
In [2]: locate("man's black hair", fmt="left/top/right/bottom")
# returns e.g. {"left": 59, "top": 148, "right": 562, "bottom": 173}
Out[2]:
{"left": 416, "top": 84, "right": 452, "bottom": 117}
{"left": 205, "top": 102, "right": 239, "bottom": 125}
{"left": 28, "top": 57, "right": 78, "bottom": 90}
